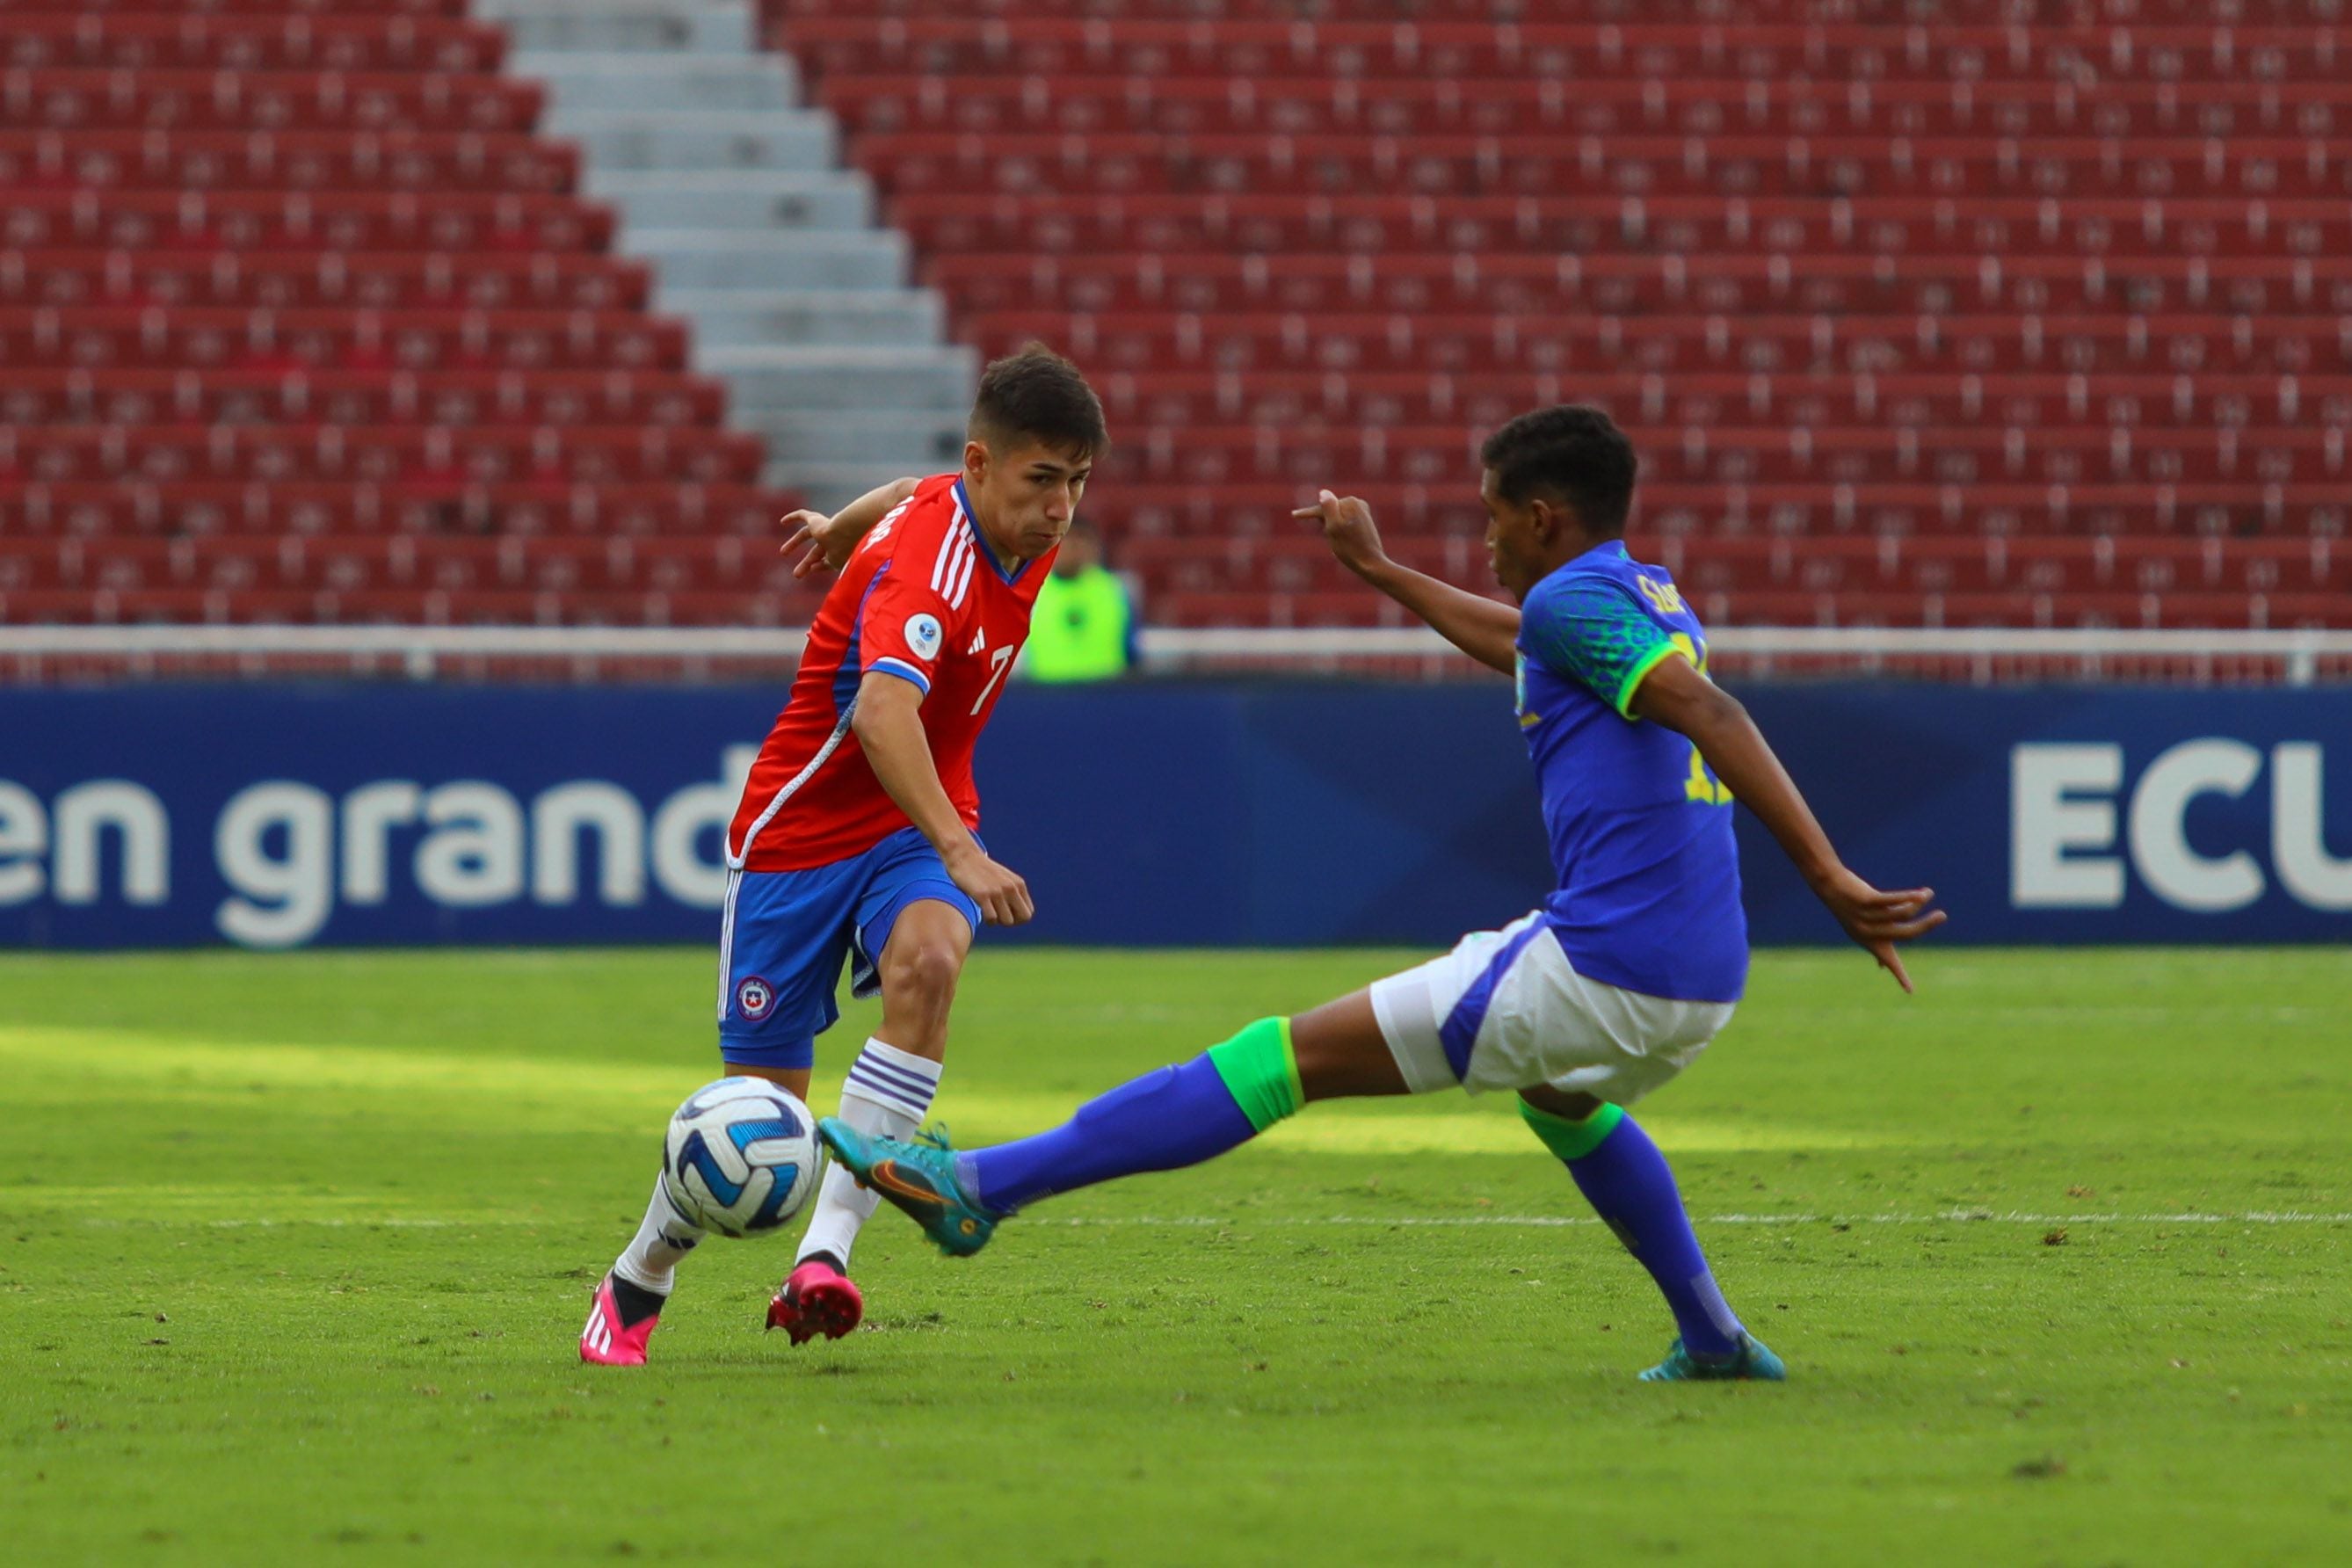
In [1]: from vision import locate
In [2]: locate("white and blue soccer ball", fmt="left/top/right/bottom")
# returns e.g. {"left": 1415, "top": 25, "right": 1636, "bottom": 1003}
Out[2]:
{"left": 660, "top": 1077, "right": 823, "bottom": 1238}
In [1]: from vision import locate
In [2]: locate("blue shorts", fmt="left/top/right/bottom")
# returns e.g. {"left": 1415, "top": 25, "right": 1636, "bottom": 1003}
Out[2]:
{"left": 716, "top": 826, "right": 982, "bottom": 1071}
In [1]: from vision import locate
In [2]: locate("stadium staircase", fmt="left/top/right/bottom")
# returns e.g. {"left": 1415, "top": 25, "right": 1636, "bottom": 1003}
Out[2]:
{"left": 766, "top": 0, "right": 2352, "bottom": 634}
{"left": 481, "top": 0, "right": 973, "bottom": 505}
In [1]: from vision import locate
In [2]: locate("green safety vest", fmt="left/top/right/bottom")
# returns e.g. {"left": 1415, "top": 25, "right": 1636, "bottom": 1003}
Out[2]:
{"left": 1024, "top": 565, "right": 1134, "bottom": 682}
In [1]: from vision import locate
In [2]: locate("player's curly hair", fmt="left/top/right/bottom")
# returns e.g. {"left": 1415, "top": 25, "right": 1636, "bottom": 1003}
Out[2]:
{"left": 1479, "top": 405, "right": 1639, "bottom": 535}
{"left": 969, "top": 343, "right": 1109, "bottom": 461}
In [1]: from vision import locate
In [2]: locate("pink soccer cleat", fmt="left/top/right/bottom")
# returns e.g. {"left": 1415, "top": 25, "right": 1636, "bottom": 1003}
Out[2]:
{"left": 766, "top": 1259, "right": 863, "bottom": 1344}
{"left": 579, "top": 1273, "right": 660, "bottom": 1366}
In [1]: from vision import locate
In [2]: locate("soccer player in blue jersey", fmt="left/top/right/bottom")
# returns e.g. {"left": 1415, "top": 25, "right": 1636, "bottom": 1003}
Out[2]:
{"left": 824, "top": 405, "right": 1946, "bottom": 1381}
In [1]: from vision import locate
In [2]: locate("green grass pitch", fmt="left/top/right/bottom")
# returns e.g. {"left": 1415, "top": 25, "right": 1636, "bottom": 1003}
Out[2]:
{"left": 2, "top": 946, "right": 2348, "bottom": 1564}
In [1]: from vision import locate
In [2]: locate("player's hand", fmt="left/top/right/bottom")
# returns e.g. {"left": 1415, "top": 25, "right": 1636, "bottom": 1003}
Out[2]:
{"left": 779, "top": 508, "right": 857, "bottom": 580}
{"left": 1291, "top": 490, "right": 1389, "bottom": 577}
{"left": 944, "top": 842, "right": 1034, "bottom": 927}
{"left": 1811, "top": 867, "right": 1946, "bottom": 992}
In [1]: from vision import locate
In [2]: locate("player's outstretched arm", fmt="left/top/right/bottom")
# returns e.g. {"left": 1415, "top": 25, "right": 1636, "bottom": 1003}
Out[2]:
{"left": 851, "top": 671, "right": 1034, "bottom": 926}
{"left": 1630, "top": 656, "right": 1946, "bottom": 991}
{"left": 780, "top": 476, "right": 920, "bottom": 579}
{"left": 1292, "top": 490, "right": 1520, "bottom": 675}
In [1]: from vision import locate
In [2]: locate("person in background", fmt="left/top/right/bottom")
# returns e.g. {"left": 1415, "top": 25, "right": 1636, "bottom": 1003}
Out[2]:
{"left": 1020, "top": 519, "right": 1139, "bottom": 681}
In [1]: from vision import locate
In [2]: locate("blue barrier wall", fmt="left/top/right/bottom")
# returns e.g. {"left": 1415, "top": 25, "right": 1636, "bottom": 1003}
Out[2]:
{"left": 1, "top": 681, "right": 2346, "bottom": 950}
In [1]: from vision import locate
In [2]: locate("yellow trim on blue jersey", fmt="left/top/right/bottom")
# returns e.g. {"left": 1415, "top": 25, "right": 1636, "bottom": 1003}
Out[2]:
{"left": 1611, "top": 641, "right": 1687, "bottom": 719}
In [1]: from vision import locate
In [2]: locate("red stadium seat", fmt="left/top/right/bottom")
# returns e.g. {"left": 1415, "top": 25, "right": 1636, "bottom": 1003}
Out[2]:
{"left": 0, "top": 423, "right": 763, "bottom": 486}
{"left": 772, "top": 0, "right": 2343, "bottom": 27}
{"left": 823, "top": 74, "right": 2352, "bottom": 143}
{"left": 0, "top": 0, "right": 798, "bottom": 636}
{"left": 12, "top": 0, "right": 467, "bottom": 14}
{"left": 851, "top": 130, "right": 2352, "bottom": 204}
{"left": 892, "top": 192, "right": 2352, "bottom": 262}
{"left": 0, "top": 367, "right": 727, "bottom": 429}
{"left": 0, "top": 306, "right": 689, "bottom": 373}
{"left": 773, "top": 18, "right": 2352, "bottom": 87}
{"left": 0, "top": 128, "right": 578, "bottom": 195}
{"left": 0, "top": 477, "right": 807, "bottom": 542}
{"left": 2, "top": 190, "right": 615, "bottom": 252}
{"left": 927, "top": 252, "right": 2352, "bottom": 321}
{"left": 0, "top": 250, "right": 651, "bottom": 312}
{"left": 1, "top": 15, "right": 507, "bottom": 75}
{"left": 0, "top": 69, "right": 541, "bottom": 134}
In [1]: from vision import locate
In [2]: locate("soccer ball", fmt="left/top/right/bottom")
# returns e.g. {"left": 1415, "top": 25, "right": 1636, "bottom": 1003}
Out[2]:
{"left": 661, "top": 1077, "right": 823, "bottom": 1238}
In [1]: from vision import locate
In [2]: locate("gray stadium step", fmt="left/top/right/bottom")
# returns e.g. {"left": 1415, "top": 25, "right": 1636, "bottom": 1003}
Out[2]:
{"left": 632, "top": 230, "right": 909, "bottom": 291}
{"left": 586, "top": 172, "right": 871, "bottom": 231}
{"left": 661, "top": 288, "right": 943, "bottom": 348}
{"left": 545, "top": 110, "right": 836, "bottom": 171}
{"left": 512, "top": 51, "right": 801, "bottom": 111}
{"left": 705, "top": 346, "right": 976, "bottom": 411}
{"left": 487, "top": 0, "right": 974, "bottom": 512}
{"left": 474, "top": 0, "right": 754, "bottom": 54}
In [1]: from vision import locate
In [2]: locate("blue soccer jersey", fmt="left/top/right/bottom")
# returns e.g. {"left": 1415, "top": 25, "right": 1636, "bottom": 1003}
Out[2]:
{"left": 1514, "top": 541, "right": 1747, "bottom": 1004}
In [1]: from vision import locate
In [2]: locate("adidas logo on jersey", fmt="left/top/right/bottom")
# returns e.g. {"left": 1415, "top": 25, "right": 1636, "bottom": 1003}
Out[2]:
{"left": 968, "top": 627, "right": 988, "bottom": 655}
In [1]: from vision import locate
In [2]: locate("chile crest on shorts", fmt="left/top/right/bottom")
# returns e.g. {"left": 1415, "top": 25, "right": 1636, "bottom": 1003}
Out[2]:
{"left": 735, "top": 975, "right": 775, "bottom": 1021}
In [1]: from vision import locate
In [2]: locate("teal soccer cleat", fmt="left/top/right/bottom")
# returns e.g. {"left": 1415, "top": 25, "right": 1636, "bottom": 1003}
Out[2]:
{"left": 1637, "top": 1333, "right": 1788, "bottom": 1383}
{"left": 817, "top": 1119, "right": 999, "bottom": 1258}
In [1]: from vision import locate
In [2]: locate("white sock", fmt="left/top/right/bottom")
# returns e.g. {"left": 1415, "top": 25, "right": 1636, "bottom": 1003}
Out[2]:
{"left": 795, "top": 1038, "right": 942, "bottom": 1271}
{"left": 612, "top": 1172, "right": 704, "bottom": 1296}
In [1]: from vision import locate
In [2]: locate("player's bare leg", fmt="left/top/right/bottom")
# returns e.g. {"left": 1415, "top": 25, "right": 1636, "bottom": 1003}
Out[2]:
{"left": 1289, "top": 990, "right": 1411, "bottom": 1101}
{"left": 724, "top": 1063, "right": 812, "bottom": 1099}
{"left": 770, "top": 899, "right": 969, "bottom": 1342}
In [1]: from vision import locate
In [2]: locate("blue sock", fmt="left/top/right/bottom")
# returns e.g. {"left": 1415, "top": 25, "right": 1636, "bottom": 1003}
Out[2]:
{"left": 961, "top": 1056, "right": 1256, "bottom": 1213}
{"left": 1530, "top": 1103, "right": 1745, "bottom": 1359}
{"left": 958, "top": 1020, "right": 1300, "bottom": 1213}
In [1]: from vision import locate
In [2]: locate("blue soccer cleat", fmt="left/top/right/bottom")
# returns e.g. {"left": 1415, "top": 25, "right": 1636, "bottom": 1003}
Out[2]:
{"left": 1637, "top": 1332, "right": 1788, "bottom": 1383}
{"left": 817, "top": 1119, "right": 999, "bottom": 1258}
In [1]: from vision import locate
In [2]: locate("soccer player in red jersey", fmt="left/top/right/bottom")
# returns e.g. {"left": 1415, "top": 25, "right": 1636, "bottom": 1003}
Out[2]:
{"left": 582, "top": 346, "right": 1107, "bottom": 1365}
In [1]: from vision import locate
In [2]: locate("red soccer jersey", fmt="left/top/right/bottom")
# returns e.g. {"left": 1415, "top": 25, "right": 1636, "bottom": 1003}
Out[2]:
{"left": 728, "top": 474, "right": 1056, "bottom": 872}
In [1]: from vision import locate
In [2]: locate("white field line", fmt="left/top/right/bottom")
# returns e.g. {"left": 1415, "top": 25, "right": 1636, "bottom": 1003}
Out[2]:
{"left": 54, "top": 1210, "right": 2352, "bottom": 1230}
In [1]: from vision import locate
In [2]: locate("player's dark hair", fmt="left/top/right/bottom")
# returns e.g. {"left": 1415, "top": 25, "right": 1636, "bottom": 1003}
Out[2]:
{"left": 969, "top": 343, "right": 1108, "bottom": 461}
{"left": 1479, "top": 405, "right": 1639, "bottom": 535}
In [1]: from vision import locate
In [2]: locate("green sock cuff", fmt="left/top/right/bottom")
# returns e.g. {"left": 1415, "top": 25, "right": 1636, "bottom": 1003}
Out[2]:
{"left": 1207, "top": 1017, "right": 1303, "bottom": 1134}
{"left": 1519, "top": 1099, "right": 1625, "bottom": 1163}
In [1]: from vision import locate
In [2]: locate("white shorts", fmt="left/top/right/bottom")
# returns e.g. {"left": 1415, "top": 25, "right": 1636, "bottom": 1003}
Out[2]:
{"left": 1368, "top": 911, "right": 1736, "bottom": 1103}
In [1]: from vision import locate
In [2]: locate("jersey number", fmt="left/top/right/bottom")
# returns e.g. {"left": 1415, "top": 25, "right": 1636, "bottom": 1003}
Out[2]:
{"left": 970, "top": 645, "right": 1015, "bottom": 715}
{"left": 1667, "top": 633, "right": 1735, "bottom": 806}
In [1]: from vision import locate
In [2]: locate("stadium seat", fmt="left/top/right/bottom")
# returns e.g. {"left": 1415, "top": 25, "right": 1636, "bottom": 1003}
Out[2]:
{"left": 821, "top": 74, "right": 2352, "bottom": 143}
{"left": 0, "top": 306, "right": 689, "bottom": 372}
{"left": 0, "top": 249, "right": 651, "bottom": 311}
{"left": 0, "top": 68, "right": 542, "bottom": 134}
{"left": 1, "top": 15, "right": 507, "bottom": 75}
{"left": 0, "top": 367, "right": 727, "bottom": 428}
{"left": 2, "top": 190, "right": 615, "bottom": 252}
{"left": 926, "top": 252, "right": 2352, "bottom": 319}
{"left": 771, "top": 18, "right": 2352, "bottom": 86}
{"left": 0, "top": 479, "right": 800, "bottom": 540}
{"left": 0, "top": 128, "right": 579, "bottom": 195}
